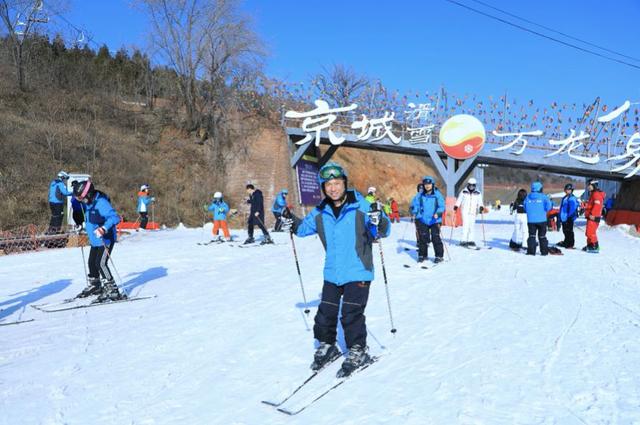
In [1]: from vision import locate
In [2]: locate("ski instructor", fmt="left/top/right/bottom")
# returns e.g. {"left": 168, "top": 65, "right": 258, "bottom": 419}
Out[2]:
{"left": 283, "top": 162, "right": 390, "bottom": 378}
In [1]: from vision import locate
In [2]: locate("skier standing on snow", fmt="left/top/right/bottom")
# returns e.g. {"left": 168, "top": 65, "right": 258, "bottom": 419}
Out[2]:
{"left": 388, "top": 197, "right": 400, "bottom": 223}
{"left": 453, "top": 177, "right": 484, "bottom": 247}
{"left": 137, "top": 184, "right": 155, "bottom": 229}
{"left": 271, "top": 189, "right": 288, "bottom": 232}
{"left": 556, "top": 183, "right": 579, "bottom": 249}
{"left": 410, "top": 183, "right": 425, "bottom": 247}
{"left": 282, "top": 162, "right": 390, "bottom": 378}
{"left": 365, "top": 187, "right": 377, "bottom": 204}
{"left": 73, "top": 180, "right": 125, "bottom": 302}
{"left": 415, "top": 176, "right": 445, "bottom": 263}
{"left": 524, "top": 181, "right": 552, "bottom": 256}
{"left": 508, "top": 188, "right": 528, "bottom": 251}
{"left": 207, "top": 192, "right": 232, "bottom": 242}
{"left": 583, "top": 179, "right": 605, "bottom": 253}
{"left": 48, "top": 171, "right": 73, "bottom": 233}
{"left": 245, "top": 184, "right": 273, "bottom": 245}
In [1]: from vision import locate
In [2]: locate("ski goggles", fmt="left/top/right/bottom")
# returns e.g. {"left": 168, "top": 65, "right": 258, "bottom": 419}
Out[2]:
{"left": 319, "top": 164, "right": 347, "bottom": 181}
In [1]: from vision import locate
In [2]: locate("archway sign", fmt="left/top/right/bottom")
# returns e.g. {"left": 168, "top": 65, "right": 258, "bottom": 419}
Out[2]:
{"left": 282, "top": 99, "right": 638, "bottom": 223}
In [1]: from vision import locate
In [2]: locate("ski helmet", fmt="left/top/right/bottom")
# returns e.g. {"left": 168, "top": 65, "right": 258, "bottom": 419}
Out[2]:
{"left": 57, "top": 171, "right": 69, "bottom": 180}
{"left": 74, "top": 179, "right": 95, "bottom": 202}
{"left": 140, "top": 184, "right": 149, "bottom": 192}
{"left": 564, "top": 183, "right": 574, "bottom": 191}
{"left": 214, "top": 191, "right": 223, "bottom": 199}
{"left": 318, "top": 162, "right": 348, "bottom": 185}
{"left": 367, "top": 186, "right": 376, "bottom": 194}
{"left": 531, "top": 181, "right": 543, "bottom": 193}
{"left": 416, "top": 183, "right": 424, "bottom": 192}
{"left": 282, "top": 189, "right": 288, "bottom": 195}
{"left": 468, "top": 177, "right": 477, "bottom": 185}
{"left": 587, "top": 179, "right": 599, "bottom": 189}
{"left": 422, "top": 176, "right": 435, "bottom": 185}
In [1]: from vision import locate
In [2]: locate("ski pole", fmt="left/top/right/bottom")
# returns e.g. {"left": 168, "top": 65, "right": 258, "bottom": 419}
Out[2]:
{"left": 377, "top": 237, "right": 397, "bottom": 334}
{"left": 448, "top": 210, "right": 456, "bottom": 245}
{"left": 80, "top": 243, "right": 89, "bottom": 285}
{"left": 481, "top": 211, "right": 487, "bottom": 247}
{"left": 442, "top": 223, "right": 451, "bottom": 262}
{"left": 288, "top": 230, "right": 310, "bottom": 315}
{"left": 100, "top": 238, "right": 127, "bottom": 296}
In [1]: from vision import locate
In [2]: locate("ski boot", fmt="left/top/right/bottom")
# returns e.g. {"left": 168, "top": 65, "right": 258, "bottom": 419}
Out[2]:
{"left": 467, "top": 242, "right": 476, "bottom": 248}
{"left": 243, "top": 237, "right": 255, "bottom": 245}
{"left": 337, "top": 345, "right": 371, "bottom": 378}
{"left": 459, "top": 242, "right": 468, "bottom": 247}
{"left": 417, "top": 256, "right": 426, "bottom": 263}
{"left": 260, "top": 235, "right": 274, "bottom": 245}
{"left": 310, "top": 342, "right": 341, "bottom": 371}
{"left": 95, "top": 279, "right": 127, "bottom": 303}
{"left": 556, "top": 241, "right": 567, "bottom": 248}
{"left": 433, "top": 257, "right": 444, "bottom": 264}
{"left": 77, "top": 277, "right": 102, "bottom": 298}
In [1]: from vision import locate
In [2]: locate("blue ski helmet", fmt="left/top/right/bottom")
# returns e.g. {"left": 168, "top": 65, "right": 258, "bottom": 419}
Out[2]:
{"left": 318, "top": 162, "right": 348, "bottom": 185}
{"left": 422, "top": 176, "right": 436, "bottom": 185}
{"left": 531, "top": 181, "right": 543, "bottom": 193}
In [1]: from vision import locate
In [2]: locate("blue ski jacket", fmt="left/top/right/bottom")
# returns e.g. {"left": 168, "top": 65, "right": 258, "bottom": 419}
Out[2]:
{"left": 48, "top": 179, "right": 72, "bottom": 204}
{"left": 85, "top": 192, "right": 120, "bottom": 247}
{"left": 137, "top": 194, "right": 154, "bottom": 213}
{"left": 524, "top": 192, "right": 552, "bottom": 224}
{"left": 410, "top": 193, "right": 422, "bottom": 216}
{"left": 415, "top": 188, "right": 445, "bottom": 226}
{"left": 559, "top": 194, "right": 579, "bottom": 222}
{"left": 208, "top": 200, "right": 229, "bottom": 221}
{"left": 295, "top": 190, "right": 390, "bottom": 285}
{"left": 271, "top": 191, "right": 287, "bottom": 213}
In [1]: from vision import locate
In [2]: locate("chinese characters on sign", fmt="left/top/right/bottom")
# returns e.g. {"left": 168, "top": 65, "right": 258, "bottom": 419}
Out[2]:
{"left": 287, "top": 99, "right": 640, "bottom": 178}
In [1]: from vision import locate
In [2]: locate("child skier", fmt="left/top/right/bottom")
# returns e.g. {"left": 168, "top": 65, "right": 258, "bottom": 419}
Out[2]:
{"left": 524, "top": 181, "right": 552, "bottom": 256}
{"left": 47, "top": 171, "right": 72, "bottom": 233}
{"left": 583, "top": 179, "right": 606, "bottom": 252}
{"left": 415, "top": 176, "right": 445, "bottom": 263}
{"left": 557, "top": 183, "right": 579, "bottom": 249}
{"left": 271, "top": 189, "right": 288, "bottom": 232}
{"left": 73, "top": 180, "right": 125, "bottom": 302}
{"left": 509, "top": 189, "right": 528, "bottom": 251}
{"left": 137, "top": 184, "right": 155, "bottom": 229}
{"left": 207, "top": 192, "right": 232, "bottom": 242}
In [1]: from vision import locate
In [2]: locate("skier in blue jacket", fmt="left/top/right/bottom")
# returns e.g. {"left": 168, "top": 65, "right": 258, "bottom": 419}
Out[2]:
{"left": 73, "top": 180, "right": 124, "bottom": 302}
{"left": 271, "top": 189, "right": 288, "bottom": 232}
{"left": 557, "top": 183, "right": 579, "bottom": 248}
{"left": 283, "top": 162, "right": 390, "bottom": 378}
{"left": 47, "top": 171, "right": 72, "bottom": 233}
{"left": 524, "top": 181, "right": 552, "bottom": 255}
{"left": 137, "top": 184, "right": 155, "bottom": 229}
{"left": 414, "top": 176, "right": 445, "bottom": 263}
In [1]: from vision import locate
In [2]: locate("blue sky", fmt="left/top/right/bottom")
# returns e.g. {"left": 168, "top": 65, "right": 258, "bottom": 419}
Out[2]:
{"left": 65, "top": 0, "right": 639, "bottom": 106}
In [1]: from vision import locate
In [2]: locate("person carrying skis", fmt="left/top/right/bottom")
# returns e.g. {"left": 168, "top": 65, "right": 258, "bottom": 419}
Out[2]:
{"left": 365, "top": 187, "right": 377, "bottom": 204}
{"left": 557, "top": 183, "right": 579, "bottom": 249}
{"left": 583, "top": 179, "right": 606, "bottom": 252}
{"left": 136, "top": 184, "right": 155, "bottom": 229}
{"left": 271, "top": 189, "right": 289, "bottom": 232}
{"left": 282, "top": 162, "right": 390, "bottom": 378}
{"left": 207, "top": 192, "right": 232, "bottom": 242}
{"left": 415, "top": 176, "right": 445, "bottom": 263}
{"left": 509, "top": 189, "right": 528, "bottom": 251}
{"left": 524, "top": 181, "right": 552, "bottom": 256}
{"left": 245, "top": 184, "right": 273, "bottom": 245}
{"left": 453, "top": 177, "right": 484, "bottom": 247}
{"left": 389, "top": 197, "right": 400, "bottom": 223}
{"left": 48, "top": 171, "right": 73, "bottom": 233}
{"left": 73, "top": 180, "right": 125, "bottom": 302}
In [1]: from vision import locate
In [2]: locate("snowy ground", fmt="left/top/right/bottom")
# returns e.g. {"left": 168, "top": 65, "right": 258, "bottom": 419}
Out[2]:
{"left": 1, "top": 209, "right": 640, "bottom": 425}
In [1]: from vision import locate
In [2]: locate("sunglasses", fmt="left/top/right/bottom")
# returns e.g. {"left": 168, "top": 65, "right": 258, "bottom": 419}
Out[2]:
{"left": 319, "top": 165, "right": 346, "bottom": 180}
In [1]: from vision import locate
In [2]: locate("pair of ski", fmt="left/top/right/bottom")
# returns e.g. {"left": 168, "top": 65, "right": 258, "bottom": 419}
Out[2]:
{"left": 262, "top": 354, "right": 380, "bottom": 416}
{"left": 197, "top": 239, "right": 235, "bottom": 246}
{"left": 31, "top": 294, "right": 156, "bottom": 313}
{"left": 0, "top": 319, "right": 35, "bottom": 327}
{"left": 237, "top": 242, "right": 285, "bottom": 249}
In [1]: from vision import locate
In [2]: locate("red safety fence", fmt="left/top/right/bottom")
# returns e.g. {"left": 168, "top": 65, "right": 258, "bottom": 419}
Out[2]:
{"left": 0, "top": 224, "right": 88, "bottom": 256}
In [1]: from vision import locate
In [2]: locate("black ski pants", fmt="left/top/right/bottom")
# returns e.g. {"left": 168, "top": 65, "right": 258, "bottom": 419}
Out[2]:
{"left": 314, "top": 281, "right": 370, "bottom": 350}
{"left": 273, "top": 211, "right": 283, "bottom": 232}
{"left": 416, "top": 220, "right": 444, "bottom": 259}
{"left": 248, "top": 214, "right": 269, "bottom": 238}
{"left": 48, "top": 202, "right": 64, "bottom": 233}
{"left": 527, "top": 222, "right": 549, "bottom": 255}
{"left": 561, "top": 218, "right": 575, "bottom": 248}
{"left": 139, "top": 212, "right": 149, "bottom": 229}
{"left": 88, "top": 241, "right": 115, "bottom": 281}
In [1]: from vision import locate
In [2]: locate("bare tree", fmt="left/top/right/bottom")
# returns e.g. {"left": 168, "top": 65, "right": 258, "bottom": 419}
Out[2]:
{"left": 311, "top": 64, "right": 369, "bottom": 108}
{"left": 137, "top": 0, "right": 263, "bottom": 131}
{"left": 0, "top": 0, "right": 51, "bottom": 90}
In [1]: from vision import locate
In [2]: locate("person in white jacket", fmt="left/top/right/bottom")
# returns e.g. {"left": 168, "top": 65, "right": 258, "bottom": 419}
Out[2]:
{"left": 509, "top": 188, "right": 528, "bottom": 251}
{"left": 454, "top": 178, "right": 484, "bottom": 247}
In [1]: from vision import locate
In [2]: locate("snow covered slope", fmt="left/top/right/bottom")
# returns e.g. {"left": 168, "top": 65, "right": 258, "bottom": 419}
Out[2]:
{"left": 1, "top": 211, "right": 640, "bottom": 424}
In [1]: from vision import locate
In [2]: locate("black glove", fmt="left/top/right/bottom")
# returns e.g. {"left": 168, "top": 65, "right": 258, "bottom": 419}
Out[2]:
{"left": 479, "top": 206, "right": 485, "bottom": 213}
